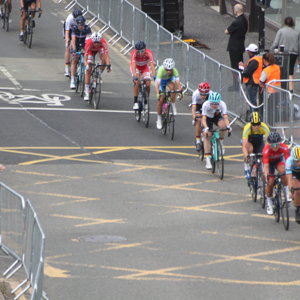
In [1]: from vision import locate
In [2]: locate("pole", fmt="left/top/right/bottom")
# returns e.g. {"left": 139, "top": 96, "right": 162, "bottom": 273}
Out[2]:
{"left": 160, "top": 0, "right": 164, "bottom": 27}
{"left": 258, "top": 7, "right": 265, "bottom": 52}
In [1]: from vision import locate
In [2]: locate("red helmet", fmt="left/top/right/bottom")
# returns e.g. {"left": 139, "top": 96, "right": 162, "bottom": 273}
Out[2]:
{"left": 198, "top": 82, "right": 210, "bottom": 94}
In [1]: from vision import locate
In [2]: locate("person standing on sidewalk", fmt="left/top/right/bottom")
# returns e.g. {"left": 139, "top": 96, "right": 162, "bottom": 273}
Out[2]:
{"left": 239, "top": 43, "right": 263, "bottom": 114}
{"left": 270, "top": 16, "right": 300, "bottom": 93}
{"left": 225, "top": 3, "right": 248, "bottom": 91}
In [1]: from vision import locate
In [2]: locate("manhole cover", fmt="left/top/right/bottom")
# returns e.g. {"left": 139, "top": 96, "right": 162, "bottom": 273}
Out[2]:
{"left": 78, "top": 235, "right": 127, "bottom": 243}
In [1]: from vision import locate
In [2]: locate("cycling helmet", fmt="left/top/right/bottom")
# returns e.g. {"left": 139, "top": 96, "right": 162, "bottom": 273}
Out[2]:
{"left": 292, "top": 146, "right": 300, "bottom": 161}
{"left": 163, "top": 58, "right": 175, "bottom": 70}
{"left": 198, "top": 82, "right": 210, "bottom": 94}
{"left": 76, "top": 15, "right": 86, "bottom": 26}
{"left": 91, "top": 32, "right": 102, "bottom": 43}
{"left": 250, "top": 111, "right": 261, "bottom": 124}
{"left": 208, "top": 91, "right": 221, "bottom": 103}
{"left": 267, "top": 131, "right": 281, "bottom": 144}
{"left": 72, "top": 8, "right": 82, "bottom": 18}
{"left": 135, "top": 40, "right": 146, "bottom": 50}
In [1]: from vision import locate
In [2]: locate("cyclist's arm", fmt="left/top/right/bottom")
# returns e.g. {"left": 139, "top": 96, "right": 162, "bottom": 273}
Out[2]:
{"left": 175, "top": 78, "right": 182, "bottom": 91}
{"left": 71, "top": 34, "right": 76, "bottom": 52}
{"left": 201, "top": 115, "right": 208, "bottom": 129}
{"left": 20, "top": 0, "right": 24, "bottom": 9}
{"left": 37, "top": 0, "right": 41, "bottom": 9}
{"left": 150, "top": 62, "right": 156, "bottom": 78}
{"left": 191, "top": 105, "right": 197, "bottom": 120}
{"left": 223, "top": 114, "right": 229, "bottom": 127}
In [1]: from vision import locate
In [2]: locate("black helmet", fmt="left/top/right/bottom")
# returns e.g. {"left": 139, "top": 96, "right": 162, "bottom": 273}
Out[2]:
{"left": 250, "top": 111, "right": 261, "bottom": 124}
{"left": 76, "top": 15, "right": 85, "bottom": 26}
{"left": 72, "top": 8, "right": 82, "bottom": 18}
{"left": 267, "top": 131, "right": 281, "bottom": 143}
{"left": 135, "top": 40, "right": 146, "bottom": 50}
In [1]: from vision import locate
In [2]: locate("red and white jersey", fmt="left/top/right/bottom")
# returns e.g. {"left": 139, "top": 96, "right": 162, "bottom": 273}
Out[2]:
{"left": 84, "top": 37, "right": 109, "bottom": 56}
{"left": 130, "top": 49, "right": 154, "bottom": 72}
{"left": 263, "top": 143, "right": 290, "bottom": 164}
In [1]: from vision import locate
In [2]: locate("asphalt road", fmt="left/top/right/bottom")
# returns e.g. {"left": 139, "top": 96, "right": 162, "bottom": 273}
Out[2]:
{"left": 1, "top": 1, "right": 300, "bottom": 300}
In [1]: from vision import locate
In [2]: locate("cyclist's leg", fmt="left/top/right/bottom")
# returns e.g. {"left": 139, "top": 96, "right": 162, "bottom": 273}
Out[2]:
{"left": 243, "top": 139, "right": 253, "bottom": 179}
{"left": 277, "top": 161, "right": 290, "bottom": 202}
{"left": 203, "top": 117, "right": 213, "bottom": 169}
{"left": 265, "top": 162, "right": 276, "bottom": 214}
{"left": 168, "top": 81, "right": 177, "bottom": 115}
{"left": 7, "top": 0, "right": 11, "bottom": 13}
{"left": 142, "top": 65, "right": 151, "bottom": 96}
{"left": 156, "top": 80, "right": 167, "bottom": 129}
{"left": 19, "top": 3, "right": 27, "bottom": 40}
{"left": 132, "top": 70, "right": 141, "bottom": 109}
{"left": 217, "top": 117, "right": 226, "bottom": 153}
{"left": 70, "top": 52, "right": 79, "bottom": 89}
{"left": 84, "top": 53, "right": 94, "bottom": 100}
{"left": 291, "top": 176, "right": 300, "bottom": 223}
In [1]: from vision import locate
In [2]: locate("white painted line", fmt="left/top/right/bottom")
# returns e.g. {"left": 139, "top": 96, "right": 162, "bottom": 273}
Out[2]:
{"left": 0, "top": 106, "right": 191, "bottom": 115}
{"left": 0, "top": 87, "right": 40, "bottom": 91}
{"left": 0, "top": 67, "right": 23, "bottom": 90}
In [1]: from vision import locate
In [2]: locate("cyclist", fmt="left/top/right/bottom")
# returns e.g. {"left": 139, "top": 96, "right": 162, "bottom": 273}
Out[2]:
{"left": 83, "top": 31, "right": 111, "bottom": 101}
{"left": 191, "top": 82, "right": 212, "bottom": 152}
{"left": 130, "top": 41, "right": 156, "bottom": 110}
{"left": 63, "top": 8, "right": 82, "bottom": 77}
{"left": 286, "top": 146, "right": 300, "bottom": 224}
{"left": 0, "top": 0, "right": 12, "bottom": 16}
{"left": 155, "top": 58, "right": 182, "bottom": 130}
{"left": 69, "top": 16, "right": 91, "bottom": 89}
{"left": 19, "top": 0, "right": 41, "bottom": 42}
{"left": 202, "top": 92, "right": 231, "bottom": 170}
{"left": 242, "top": 111, "right": 270, "bottom": 180}
{"left": 263, "top": 131, "right": 290, "bottom": 215}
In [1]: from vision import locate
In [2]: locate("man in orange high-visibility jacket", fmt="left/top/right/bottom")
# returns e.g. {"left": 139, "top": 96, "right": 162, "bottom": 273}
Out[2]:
{"left": 259, "top": 52, "right": 281, "bottom": 125}
{"left": 239, "top": 43, "right": 263, "bottom": 113}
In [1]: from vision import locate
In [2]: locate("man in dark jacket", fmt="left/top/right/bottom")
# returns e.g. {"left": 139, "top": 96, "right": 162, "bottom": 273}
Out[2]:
{"left": 225, "top": 4, "right": 248, "bottom": 90}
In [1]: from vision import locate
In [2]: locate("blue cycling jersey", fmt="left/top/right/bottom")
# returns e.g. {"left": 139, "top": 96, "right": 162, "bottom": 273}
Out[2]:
{"left": 286, "top": 156, "right": 300, "bottom": 174}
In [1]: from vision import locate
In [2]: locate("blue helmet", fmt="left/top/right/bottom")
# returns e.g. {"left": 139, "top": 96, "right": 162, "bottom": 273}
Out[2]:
{"left": 135, "top": 40, "right": 146, "bottom": 50}
{"left": 267, "top": 131, "right": 281, "bottom": 143}
{"left": 208, "top": 92, "right": 221, "bottom": 103}
{"left": 72, "top": 8, "right": 82, "bottom": 18}
{"left": 76, "top": 15, "right": 86, "bottom": 26}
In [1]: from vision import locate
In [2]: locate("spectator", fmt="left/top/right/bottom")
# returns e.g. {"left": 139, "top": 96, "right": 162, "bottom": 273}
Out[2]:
{"left": 225, "top": 3, "right": 248, "bottom": 91}
{"left": 259, "top": 53, "right": 281, "bottom": 125}
{"left": 270, "top": 16, "right": 300, "bottom": 93}
{"left": 239, "top": 43, "right": 263, "bottom": 114}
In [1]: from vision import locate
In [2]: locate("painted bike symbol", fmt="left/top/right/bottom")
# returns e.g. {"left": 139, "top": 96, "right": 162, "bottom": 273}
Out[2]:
{"left": 0, "top": 91, "right": 71, "bottom": 106}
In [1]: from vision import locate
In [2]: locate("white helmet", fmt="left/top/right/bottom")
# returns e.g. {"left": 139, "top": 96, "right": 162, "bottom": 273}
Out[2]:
{"left": 91, "top": 32, "right": 102, "bottom": 43}
{"left": 163, "top": 58, "right": 175, "bottom": 70}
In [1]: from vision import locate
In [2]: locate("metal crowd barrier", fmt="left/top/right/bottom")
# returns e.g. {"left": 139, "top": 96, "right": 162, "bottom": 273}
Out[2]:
{"left": 264, "top": 80, "right": 300, "bottom": 143}
{"left": 0, "top": 182, "right": 46, "bottom": 300}
{"left": 64, "top": 0, "right": 299, "bottom": 138}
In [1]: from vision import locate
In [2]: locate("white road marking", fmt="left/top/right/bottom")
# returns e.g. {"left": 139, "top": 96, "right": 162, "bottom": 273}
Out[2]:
{"left": 0, "top": 66, "right": 23, "bottom": 90}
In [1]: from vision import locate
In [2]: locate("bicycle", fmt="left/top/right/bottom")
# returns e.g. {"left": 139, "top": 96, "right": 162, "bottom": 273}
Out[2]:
{"left": 84, "top": 63, "right": 110, "bottom": 109}
{"left": 22, "top": 8, "right": 42, "bottom": 48}
{"left": 248, "top": 153, "right": 265, "bottom": 207}
{"left": 271, "top": 173, "right": 289, "bottom": 230}
{"left": 159, "top": 90, "right": 182, "bottom": 140}
{"left": 134, "top": 77, "right": 150, "bottom": 128}
{"left": 209, "top": 117, "right": 237, "bottom": 180}
{"left": 74, "top": 49, "right": 85, "bottom": 94}
{"left": 1, "top": 0, "right": 10, "bottom": 32}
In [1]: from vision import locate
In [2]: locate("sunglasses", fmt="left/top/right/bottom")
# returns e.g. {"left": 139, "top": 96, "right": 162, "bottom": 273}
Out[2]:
{"left": 251, "top": 122, "right": 261, "bottom": 126}
{"left": 137, "top": 49, "right": 145, "bottom": 54}
{"left": 200, "top": 93, "right": 208, "bottom": 96}
{"left": 210, "top": 102, "right": 219, "bottom": 105}
{"left": 270, "top": 142, "right": 280, "bottom": 147}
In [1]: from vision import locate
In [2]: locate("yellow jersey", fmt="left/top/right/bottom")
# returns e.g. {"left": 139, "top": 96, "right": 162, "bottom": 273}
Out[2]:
{"left": 242, "top": 122, "right": 270, "bottom": 140}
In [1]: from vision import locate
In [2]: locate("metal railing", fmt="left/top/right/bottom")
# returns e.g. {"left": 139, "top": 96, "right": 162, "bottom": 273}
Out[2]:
{"left": 64, "top": 0, "right": 299, "bottom": 139}
{"left": 0, "top": 182, "right": 46, "bottom": 300}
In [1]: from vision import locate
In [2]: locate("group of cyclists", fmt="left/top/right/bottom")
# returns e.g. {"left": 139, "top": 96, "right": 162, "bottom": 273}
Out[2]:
{"left": 242, "top": 111, "right": 300, "bottom": 224}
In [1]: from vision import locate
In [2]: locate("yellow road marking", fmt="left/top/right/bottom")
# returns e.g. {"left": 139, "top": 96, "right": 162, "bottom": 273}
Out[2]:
{"left": 50, "top": 213, "right": 126, "bottom": 227}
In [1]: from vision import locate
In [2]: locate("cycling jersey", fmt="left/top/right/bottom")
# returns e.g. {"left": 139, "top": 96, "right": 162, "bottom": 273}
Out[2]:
{"left": 156, "top": 66, "right": 179, "bottom": 81}
{"left": 64, "top": 13, "right": 76, "bottom": 32}
{"left": 201, "top": 100, "right": 228, "bottom": 119}
{"left": 84, "top": 37, "right": 109, "bottom": 57}
{"left": 242, "top": 122, "right": 270, "bottom": 140}
{"left": 286, "top": 156, "right": 300, "bottom": 175}
{"left": 71, "top": 24, "right": 91, "bottom": 50}
{"left": 262, "top": 143, "right": 290, "bottom": 164}
{"left": 130, "top": 49, "right": 154, "bottom": 68}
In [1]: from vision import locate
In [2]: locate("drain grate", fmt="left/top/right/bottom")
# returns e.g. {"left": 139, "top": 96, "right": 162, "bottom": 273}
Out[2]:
{"left": 78, "top": 235, "right": 127, "bottom": 243}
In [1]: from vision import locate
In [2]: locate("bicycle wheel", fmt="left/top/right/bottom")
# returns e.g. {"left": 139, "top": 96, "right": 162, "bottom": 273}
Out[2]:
{"left": 135, "top": 106, "right": 141, "bottom": 122}
{"left": 281, "top": 189, "right": 289, "bottom": 230}
{"left": 93, "top": 75, "right": 102, "bottom": 109}
{"left": 258, "top": 167, "right": 266, "bottom": 208}
{"left": 274, "top": 190, "right": 280, "bottom": 223}
{"left": 75, "top": 61, "right": 83, "bottom": 93}
{"left": 27, "top": 21, "right": 33, "bottom": 48}
{"left": 3, "top": 5, "right": 9, "bottom": 32}
{"left": 215, "top": 139, "right": 224, "bottom": 180}
{"left": 198, "top": 139, "right": 204, "bottom": 161}
{"left": 211, "top": 142, "right": 216, "bottom": 174}
{"left": 142, "top": 94, "right": 150, "bottom": 128}
{"left": 23, "top": 28, "right": 27, "bottom": 44}
{"left": 161, "top": 110, "right": 168, "bottom": 135}
{"left": 250, "top": 164, "right": 258, "bottom": 202}
{"left": 80, "top": 71, "right": 85, "bottom": 98}
{"left": 167, "top": 104, "right": 175, "bottom": 140}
